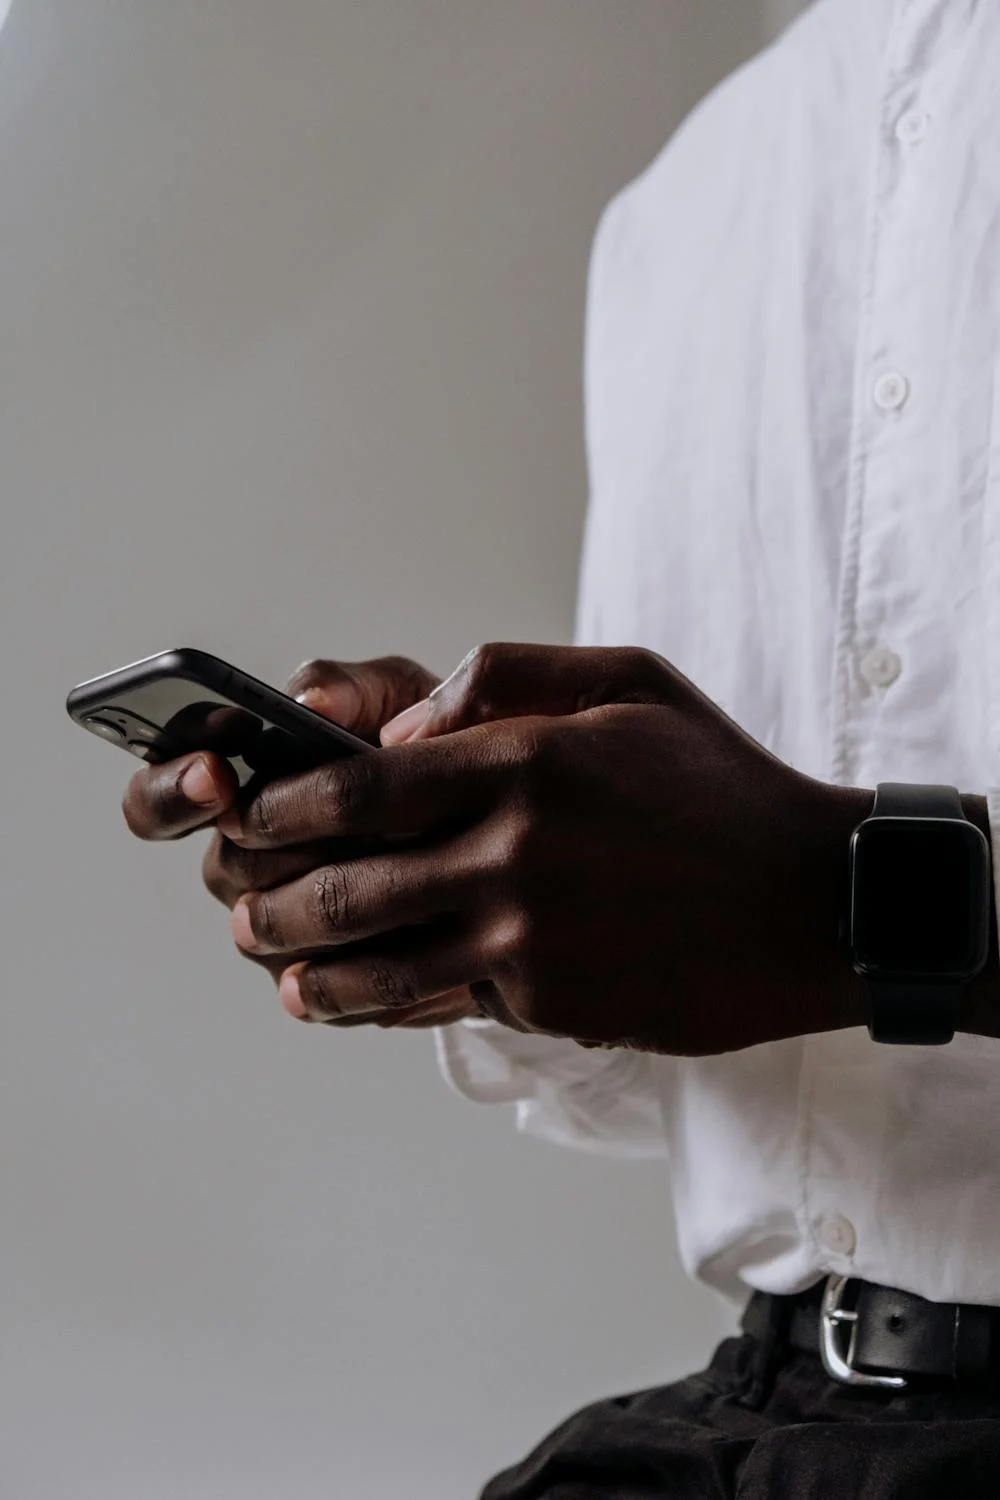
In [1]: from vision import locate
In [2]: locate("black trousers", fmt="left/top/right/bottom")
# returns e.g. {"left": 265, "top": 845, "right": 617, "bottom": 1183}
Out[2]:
{"left": 479, "top": 1328, "right": 1000, "bottom": 1499}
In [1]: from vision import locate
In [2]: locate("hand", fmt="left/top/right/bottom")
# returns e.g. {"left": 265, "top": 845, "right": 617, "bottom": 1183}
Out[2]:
{"left": 220, "top": 643, "right": 872, "bottom": 1054}
{"left": 121, "top": 655, "right": 479, "bottom": 1029}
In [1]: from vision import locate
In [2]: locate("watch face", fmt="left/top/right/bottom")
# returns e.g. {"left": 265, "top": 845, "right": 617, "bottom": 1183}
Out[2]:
{"left": 851, "top": 818, "right": 991, "bottom": 978}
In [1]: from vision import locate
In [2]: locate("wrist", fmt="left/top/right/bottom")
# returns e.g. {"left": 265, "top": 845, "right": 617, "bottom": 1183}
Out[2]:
{"left": 815, "top": 782, "right": 873, "bottom": 1036}
{"left": 768, "top": 780, "right": 871, "bottom": 1045}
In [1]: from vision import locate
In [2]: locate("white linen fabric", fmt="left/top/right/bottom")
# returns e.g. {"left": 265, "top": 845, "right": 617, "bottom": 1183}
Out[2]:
{"left": 436, "top": 0, "right": 1000, "bottom": 1308}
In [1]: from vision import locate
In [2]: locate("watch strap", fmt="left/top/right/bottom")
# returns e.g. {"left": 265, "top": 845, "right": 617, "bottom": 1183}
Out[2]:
{"left": 867, "top": 979, "right": 961, "bottom": 1046}
{"left": 871, "top": 782, "right": 964, "bottom": 820}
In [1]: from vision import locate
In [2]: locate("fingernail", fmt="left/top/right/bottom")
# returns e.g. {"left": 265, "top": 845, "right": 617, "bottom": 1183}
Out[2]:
{"left": 295, "top": 687, "right": 328, "bottom": 710}
{"left": 380, "top": 698, "right": 430, "bottom": 745}
{"left": 279, "top": 966, "right": 308, "bottom": 1020}
{"left": 230, "top": 899, "right": 257, "bottom": 951}
{"left": 180, "top": 758, "right": 220, "bottom": 806}
{"left": 216, "top": 807, "right": 243, "bottom": 841}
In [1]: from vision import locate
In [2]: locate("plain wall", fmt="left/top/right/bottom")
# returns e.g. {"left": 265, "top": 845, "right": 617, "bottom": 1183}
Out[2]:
{"left": 764, "top": 0, "right": 809, "bottom": 36}
{"left": 1, "top": 4, "right": 769, "bottom": 1496}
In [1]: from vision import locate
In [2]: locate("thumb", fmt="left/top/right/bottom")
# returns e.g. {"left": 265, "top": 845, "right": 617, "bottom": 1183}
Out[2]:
{"left": 285, "top": 656, "right": 439, "bottom": 743}
{"left": 380, "top": 642, "right": 678, "bottom": 744}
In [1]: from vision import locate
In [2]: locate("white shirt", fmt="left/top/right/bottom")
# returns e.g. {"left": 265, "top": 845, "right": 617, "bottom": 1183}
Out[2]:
{"left": 437, "top": 0, "right": 1000, "bottom": 1309}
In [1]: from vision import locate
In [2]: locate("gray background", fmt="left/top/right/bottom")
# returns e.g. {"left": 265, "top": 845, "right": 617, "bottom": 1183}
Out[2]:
{"left": 1, "top": 2, "right": 803, "bottom": 1496}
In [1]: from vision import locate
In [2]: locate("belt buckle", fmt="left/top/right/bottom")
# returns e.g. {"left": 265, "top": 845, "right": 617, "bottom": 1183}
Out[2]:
{"left": 819, "top": 1275, "right": 907, "bottom": 1390}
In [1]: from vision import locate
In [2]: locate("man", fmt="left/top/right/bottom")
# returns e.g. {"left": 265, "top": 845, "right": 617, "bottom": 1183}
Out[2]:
{"left": 123, "top": 0, "right": 1000, "bottom": 1493}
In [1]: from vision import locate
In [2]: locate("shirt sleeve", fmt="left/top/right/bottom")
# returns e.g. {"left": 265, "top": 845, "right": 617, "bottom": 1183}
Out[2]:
{"left": 433, "top": 1019, "right": 669, "bottom": 1158}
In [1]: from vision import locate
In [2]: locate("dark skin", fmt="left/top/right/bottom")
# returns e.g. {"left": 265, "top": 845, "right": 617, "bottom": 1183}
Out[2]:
{"left": 123, "top": 654, "right": 476, "bottom": 1033}
{"left": 122, "top": 644, "right": 999, "bottom": 1053}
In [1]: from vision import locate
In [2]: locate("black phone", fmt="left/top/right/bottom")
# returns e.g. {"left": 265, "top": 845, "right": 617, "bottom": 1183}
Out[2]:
{"left": 66, "top": 647, "right": 371, "bottom": 786}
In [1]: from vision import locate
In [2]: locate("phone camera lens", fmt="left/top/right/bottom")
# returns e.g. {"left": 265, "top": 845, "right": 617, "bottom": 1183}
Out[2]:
{"left": 84, "top": 715, "right": 127, "bottom": 744}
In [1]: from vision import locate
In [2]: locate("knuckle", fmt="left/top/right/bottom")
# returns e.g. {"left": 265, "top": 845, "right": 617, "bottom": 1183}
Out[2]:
{"left": 243, "top": 786, "right": 276, "bottom": 841}
{"left": 213, "top": 836, "right": 248, "bottom": 885}
{"left": 569, "top": 647, "right": 671, "bottom": 711}
{"left": 313, "top": 864, "right": 355, "bottom": 939}
{"left": 314, "top": 756, "right": 373, "bottom": 828}
{"left": 366, "top": 958, "right": 417, "bottom": 1010}
{"left": 460, "top": 642, "right": 502, "bottom": 719}
{"left": 301, "top": 964, "right": 356, "bottom": 1021}
{"left": 608, "top": 646, "right": 671, "bottom": 703}
{"left": 249, "top": 892, "right": 281, "bottom": 951}
{"left": 489, "top": 904, "right": 536, "bottom": 968}
{"left": 486, "top": 804, "right": 538, "bottom": 882}
{"left": 533, "top": 722, "right": 569, "bottom": 775}
{"left": 215, "top": 840, "right": 272, "bottom": 894}
{"left": 515, "top": 723, "right": 569, "bottom": 802}
{"left": 299, "top": 966, "right": 331, "bottom": 1016}
{"left": 485, "top": 907, "right": 557, "bottom": 1033}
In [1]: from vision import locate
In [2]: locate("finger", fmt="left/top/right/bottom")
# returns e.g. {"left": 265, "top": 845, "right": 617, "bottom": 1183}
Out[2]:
{"left": 380, "top": 642, "right": 678, "bottom": 744}
{"left": 364, "top": 989, "right": 479, "bottom": 1029}
{"left": 277, "top": 927, "right": 487, "bottom": 1021}
{"left": 217, "top": 725, "right": 512, "bottom": 849}
{"left": 284, "top": 656, "right": 439, "bottom": 743}
{"left": 239, "top": 943, "right": 474, "bottom": 1029}
{"left": 230, "top": 841, "right": 473, "bottom": 956}
{"left": 304, "top": 994, "right": 474, "bottom": 1030}
{"left": 122, "top": 752, "right": 239, "bottom": 841}
{"left": 248, "top": 961, "right": 465, "bottom": 1030}
{"left": 203, "top": 833, "right": 381, "bottom": 909}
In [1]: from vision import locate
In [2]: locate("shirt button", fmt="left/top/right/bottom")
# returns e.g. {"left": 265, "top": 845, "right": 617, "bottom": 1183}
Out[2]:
{"left": 818, "top": 1213, "right": 857, "bottom": 1258}
{"left": 859, "top": 646, "right": 902, "bottom": 688}
{"left": 873, "top": 371, "right": 910, "bottom": 412}
{"left": 895, "top": 108, "right": 930, "bottom": 145}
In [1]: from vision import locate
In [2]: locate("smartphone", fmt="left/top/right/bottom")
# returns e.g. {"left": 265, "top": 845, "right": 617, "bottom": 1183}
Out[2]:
{"left": 66, "top": 647, "right": 371, "bottom": 786}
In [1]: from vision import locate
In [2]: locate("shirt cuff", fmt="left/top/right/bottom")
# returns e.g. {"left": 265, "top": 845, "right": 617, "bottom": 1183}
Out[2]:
{"left": 433, "top": 1018, "right": 669, "bottom": 1158}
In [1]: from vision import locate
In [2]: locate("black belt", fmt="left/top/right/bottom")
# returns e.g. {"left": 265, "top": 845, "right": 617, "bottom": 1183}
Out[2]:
{"left": 742, "top": 1277, "right": 1000, "bottom": 1389}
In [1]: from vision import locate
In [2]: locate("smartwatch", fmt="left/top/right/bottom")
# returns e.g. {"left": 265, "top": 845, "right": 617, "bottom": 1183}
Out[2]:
{"left": 849, "top": 783, "right": 992, "bottom": 1044}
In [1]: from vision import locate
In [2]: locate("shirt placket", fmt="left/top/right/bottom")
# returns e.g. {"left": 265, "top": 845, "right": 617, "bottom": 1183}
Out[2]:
{"left": 807, "top": 0, "right": 957, "bottom": 1284}
{"left": 831, "top": 7, "right": 945, "bottom": 789}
